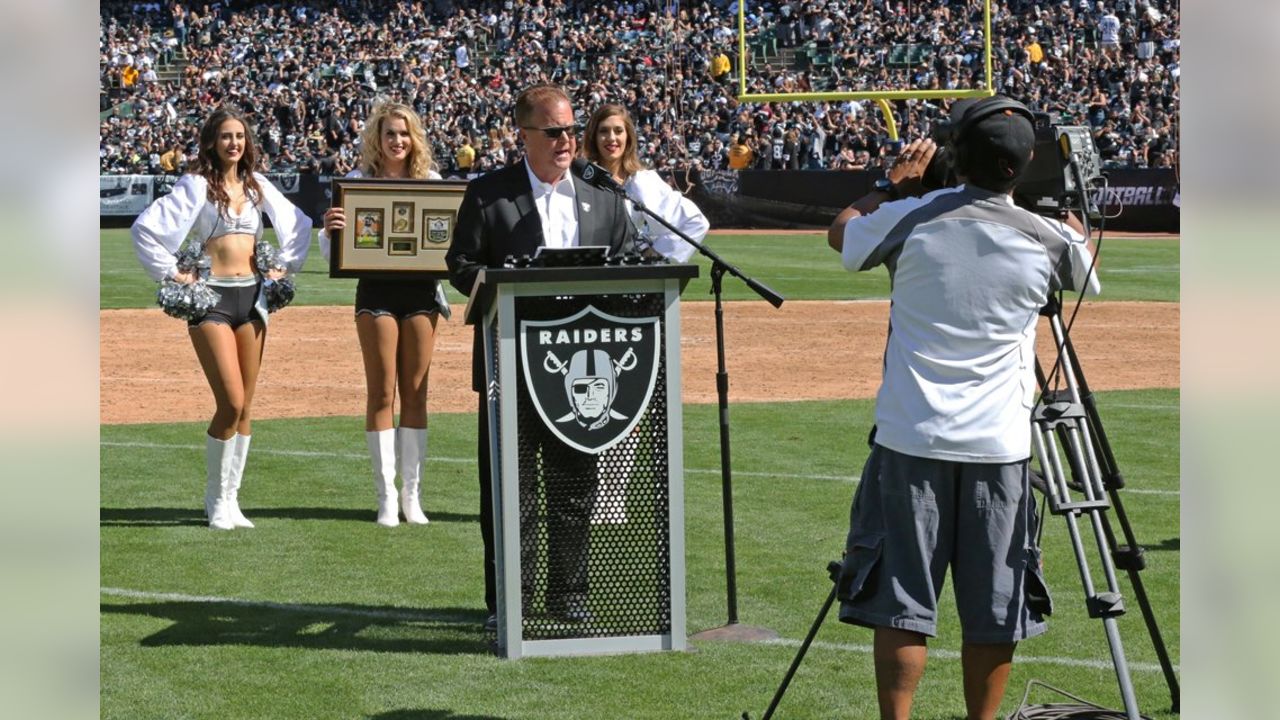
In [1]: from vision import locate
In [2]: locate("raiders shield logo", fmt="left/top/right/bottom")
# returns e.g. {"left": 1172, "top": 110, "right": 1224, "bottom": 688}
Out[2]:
{"left": 520, "top": 305, "right": 661, "bottom": 454}
{"left": 425, "top": 214, "right": 451, "bottom": 244}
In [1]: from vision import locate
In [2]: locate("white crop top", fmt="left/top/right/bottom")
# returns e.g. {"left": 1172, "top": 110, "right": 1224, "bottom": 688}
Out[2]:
{"left": 131, "top": 172, "right": 312, "bottom": 282}
{"left": 204, "top": 200, "right": 263, "bottom": 240}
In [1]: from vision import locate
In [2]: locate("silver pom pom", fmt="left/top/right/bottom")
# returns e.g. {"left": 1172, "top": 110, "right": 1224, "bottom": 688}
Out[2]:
{"left": 262, "top": 277, "right": 296, "bottom": 313}
{"left": 157, "top": 279, "right": 220, "bottom": 321}
{"left": 254, "top": 240, "right": 287, "bottom": 275}
{"left": 156, "top": 245, "right": 219, "bottom": 321}
{"left": 255, "top": 240, "right": 295, "bottom": 313}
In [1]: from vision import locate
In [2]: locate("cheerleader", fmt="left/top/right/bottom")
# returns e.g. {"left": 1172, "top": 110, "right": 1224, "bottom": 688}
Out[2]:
{"left": 319, "top": 101, "right": 450, "bottom": 527}
{"left": 583, "top": 104, "right": 710, "bottom": 261}
{"left": 132, "top": 106, "right": 311, "bottom": 530}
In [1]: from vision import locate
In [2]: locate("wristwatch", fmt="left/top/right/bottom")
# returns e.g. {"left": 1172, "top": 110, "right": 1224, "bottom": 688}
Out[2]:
{"left": 873, "top": 177, "right": 899, "bottom": 200}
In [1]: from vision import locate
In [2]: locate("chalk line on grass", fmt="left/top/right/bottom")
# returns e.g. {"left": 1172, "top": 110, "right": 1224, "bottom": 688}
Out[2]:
{"left": 100, "top": 440, "right": 1180, "bottom": 496}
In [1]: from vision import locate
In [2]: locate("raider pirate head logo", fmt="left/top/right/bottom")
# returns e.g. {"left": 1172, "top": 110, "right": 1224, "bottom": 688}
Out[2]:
{"left": 520, "top": 305, "right": 661, "bottom": 454}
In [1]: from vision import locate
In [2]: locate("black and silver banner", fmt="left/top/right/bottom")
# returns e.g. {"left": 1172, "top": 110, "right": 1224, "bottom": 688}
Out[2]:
{"left": 520, "top": 305, "right": 660, "bottom": 454}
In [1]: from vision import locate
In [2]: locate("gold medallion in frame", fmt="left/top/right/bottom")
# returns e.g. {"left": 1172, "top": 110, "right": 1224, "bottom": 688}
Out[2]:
{"left": 391, "top": 201, "right": 415, "bottom": 234}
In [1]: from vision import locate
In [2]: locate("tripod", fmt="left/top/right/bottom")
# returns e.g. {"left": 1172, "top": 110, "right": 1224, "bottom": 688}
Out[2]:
{"left": 1032, "top": 299, "right": 1180, "bottom": 715}
{"left": 745, "top": 301, "right": 1179, "bottom": 720}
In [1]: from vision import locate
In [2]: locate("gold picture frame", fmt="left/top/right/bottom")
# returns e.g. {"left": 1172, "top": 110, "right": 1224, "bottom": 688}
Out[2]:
{"left": 330, "top": 178, "right": 469, "bottom": 278}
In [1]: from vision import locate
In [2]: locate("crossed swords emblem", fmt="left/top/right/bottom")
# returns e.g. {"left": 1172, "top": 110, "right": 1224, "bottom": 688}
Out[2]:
{"left": 543, "top": 347, "right": 638, "bottom": 376}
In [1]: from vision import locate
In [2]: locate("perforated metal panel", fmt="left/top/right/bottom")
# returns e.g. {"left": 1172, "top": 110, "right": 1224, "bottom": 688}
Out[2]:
{"left": 512, "top": 292, "right": 671, "bottom": 640}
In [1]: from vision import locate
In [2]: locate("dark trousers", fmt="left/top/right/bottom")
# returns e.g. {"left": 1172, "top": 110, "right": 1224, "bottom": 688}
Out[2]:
{"left": 477, "top": 392, "right": 599, "bottom": 615}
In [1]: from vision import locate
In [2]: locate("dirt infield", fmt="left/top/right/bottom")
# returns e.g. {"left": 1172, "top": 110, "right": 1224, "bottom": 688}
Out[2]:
{"left": 100, "top": 300, "right": 1178, "bottom": 425}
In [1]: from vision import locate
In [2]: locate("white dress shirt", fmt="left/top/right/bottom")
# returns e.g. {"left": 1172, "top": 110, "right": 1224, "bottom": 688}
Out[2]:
{"left": 524, "top": 159, "right": 579, "bottom": 248}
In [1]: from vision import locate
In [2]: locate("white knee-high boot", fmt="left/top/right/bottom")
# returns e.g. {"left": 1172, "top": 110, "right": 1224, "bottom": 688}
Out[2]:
{"left": 205, "top": 434, "right": 236, "bottom": 530}
{"left": 397, "top": 426, "right": 430, "bottom": 525}
{"left": 226, "top": 434, "right": 254, "bottom": 528}
{"left": 366, "top": 429, "right": 400, "bottom": 527}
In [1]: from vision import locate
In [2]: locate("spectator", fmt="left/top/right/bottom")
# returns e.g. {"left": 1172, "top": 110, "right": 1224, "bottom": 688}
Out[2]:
{"left": 1099, "top": 5, "right": 1122, "bottom": 59}
{"left": 727, "top": 131, "right": 753, "bottom": 170}
{"left": 711, "top": 49, "right": 732, "bottom": 85}
{"left": 455, "top": 135, "right": 476, "bottom": 174}
{"left": 158, "top": 142, "right": 183, "bottom": 174}
{"left": 98, "top": 0, "right": 1179, "bottom": 176}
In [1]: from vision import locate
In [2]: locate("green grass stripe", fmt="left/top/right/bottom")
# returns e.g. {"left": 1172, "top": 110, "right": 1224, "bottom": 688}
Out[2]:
{"left": 101, "top": 229, "right": 1180, "bottom": 309}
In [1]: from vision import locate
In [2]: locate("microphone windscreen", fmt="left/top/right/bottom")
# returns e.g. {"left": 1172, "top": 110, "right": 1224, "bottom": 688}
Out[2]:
{"left": 571, "top": 158, "right": 623, "bottom": 193}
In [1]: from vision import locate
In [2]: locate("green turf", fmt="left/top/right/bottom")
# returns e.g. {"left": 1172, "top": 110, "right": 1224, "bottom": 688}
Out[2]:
{"left": 100, "top": 229, "right": 1180, "bottom": 309}
{"left": 102, "top": 390, "right": 1180, "bottom": 719}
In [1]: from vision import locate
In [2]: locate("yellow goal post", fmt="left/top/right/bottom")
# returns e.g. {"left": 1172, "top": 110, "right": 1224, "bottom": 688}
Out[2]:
{"left": 734, "top": 0, "right": 996, "bottom": 140}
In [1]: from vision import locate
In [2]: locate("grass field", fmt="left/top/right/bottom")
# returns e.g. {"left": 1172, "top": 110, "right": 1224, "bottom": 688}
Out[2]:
{"left": 101, "top": 393, "right": 1179, "bottom": 719}
{"left": 101, "top": 229, "right": 1180, "bottom": 718}
{"left": 100, "top": 229, "right": 1181, "bottom": 309}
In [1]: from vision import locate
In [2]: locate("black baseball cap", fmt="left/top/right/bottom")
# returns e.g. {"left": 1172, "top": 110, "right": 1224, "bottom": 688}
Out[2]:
{"left": 951, "top": 96, "right": 1036, "bottom": 181}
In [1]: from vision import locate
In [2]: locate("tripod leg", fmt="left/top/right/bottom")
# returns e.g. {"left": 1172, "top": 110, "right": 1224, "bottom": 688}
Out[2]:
{"left": 1033, "top": 314, "right": 1146, "bottom": 720}
{"left": 758, "top": 581, "right": 840, "bottom": 720}
{"left": 1054, "top": 313, "right": 1179, "bottom": 710}
{"left": 1033, "top": 428, "right": 1142, "bottom": 720}
{"left": 1064, "top": 333, "right": 1181, "bottom": 711}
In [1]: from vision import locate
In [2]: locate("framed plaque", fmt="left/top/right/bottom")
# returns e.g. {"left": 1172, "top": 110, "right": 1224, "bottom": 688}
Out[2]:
{"left": 330, "top": 178, "right": 468, "bottom": 278}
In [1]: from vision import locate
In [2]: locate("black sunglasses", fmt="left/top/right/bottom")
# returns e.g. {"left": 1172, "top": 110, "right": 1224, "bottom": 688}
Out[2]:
{"left": 522, "top": 124, "right": 580, "bottom": 139}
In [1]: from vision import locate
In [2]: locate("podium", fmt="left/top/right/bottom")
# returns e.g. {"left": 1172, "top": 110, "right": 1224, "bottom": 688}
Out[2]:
{"left": 466, "top": 264, "right": 698, "bottom": 658}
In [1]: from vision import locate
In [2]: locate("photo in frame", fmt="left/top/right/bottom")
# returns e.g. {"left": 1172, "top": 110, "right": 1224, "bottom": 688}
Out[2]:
{"left": 391, "top": 201, "right": 415, "bottom": 234}
{"left": 353, "top": 208, "right": 384, "bottom": 249}
{"left": 329, "top": 178, "right": 469, "bottom": 279}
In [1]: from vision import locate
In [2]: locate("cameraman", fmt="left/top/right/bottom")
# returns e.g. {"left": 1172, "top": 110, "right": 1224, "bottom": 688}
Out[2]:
{"left": 826, "top": 96, "right": 1100, "bottom": 720}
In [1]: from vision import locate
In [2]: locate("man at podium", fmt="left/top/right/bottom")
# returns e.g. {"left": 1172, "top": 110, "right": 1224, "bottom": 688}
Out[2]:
{"left": 446, "top": 83, "right": 636, "bottom": 631}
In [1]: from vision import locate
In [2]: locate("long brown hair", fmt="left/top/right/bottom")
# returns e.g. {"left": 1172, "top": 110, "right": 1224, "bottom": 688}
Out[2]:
{"left": 358, "top": 101, "right": 436, "bottom": 178}
{"left": 584, "top": 104, "right": 643, "bottom": 180}
{"left": 193, "top": 106, "right": 263, "bottom": 213}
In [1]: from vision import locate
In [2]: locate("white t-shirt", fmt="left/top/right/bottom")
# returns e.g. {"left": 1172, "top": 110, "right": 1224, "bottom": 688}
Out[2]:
{"left": 1099, "top": 13, "right": 1121, "bottom": 44}
{"left": 841, "top": 186, "right": 1100, "bottom": 463}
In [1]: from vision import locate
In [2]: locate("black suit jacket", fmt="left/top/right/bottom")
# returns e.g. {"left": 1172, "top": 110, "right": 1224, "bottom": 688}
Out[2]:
{"left": 446, "top": 161, "right": 638, "bottom": 391}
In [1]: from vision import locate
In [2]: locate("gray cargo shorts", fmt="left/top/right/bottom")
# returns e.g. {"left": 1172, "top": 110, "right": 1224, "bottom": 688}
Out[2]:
{"left": 836, "top": 444, "right": 1052, "bottom": 643}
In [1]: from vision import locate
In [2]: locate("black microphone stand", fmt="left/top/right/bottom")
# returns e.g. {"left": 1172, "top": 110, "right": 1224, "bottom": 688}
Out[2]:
{"left": 596, "top": 173, "right": 784, "bottom": 641}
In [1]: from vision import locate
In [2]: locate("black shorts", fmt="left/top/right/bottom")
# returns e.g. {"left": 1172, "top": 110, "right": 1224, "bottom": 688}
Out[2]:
{"left": 189, "top": 280, "right": 262, "bottom": 329}
{"left": 355, "top": 278, "right": 444, "bottom": 319}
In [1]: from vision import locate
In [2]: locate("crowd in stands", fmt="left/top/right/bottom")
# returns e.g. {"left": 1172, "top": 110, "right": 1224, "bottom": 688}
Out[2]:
{"left": 99, "top": 0, "right": 1179, "bottom": 177}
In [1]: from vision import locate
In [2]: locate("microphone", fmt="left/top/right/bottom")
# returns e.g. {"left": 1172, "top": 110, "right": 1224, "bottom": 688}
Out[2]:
{"left": 570, "top": 157, "right": 625, "bottom": 195}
